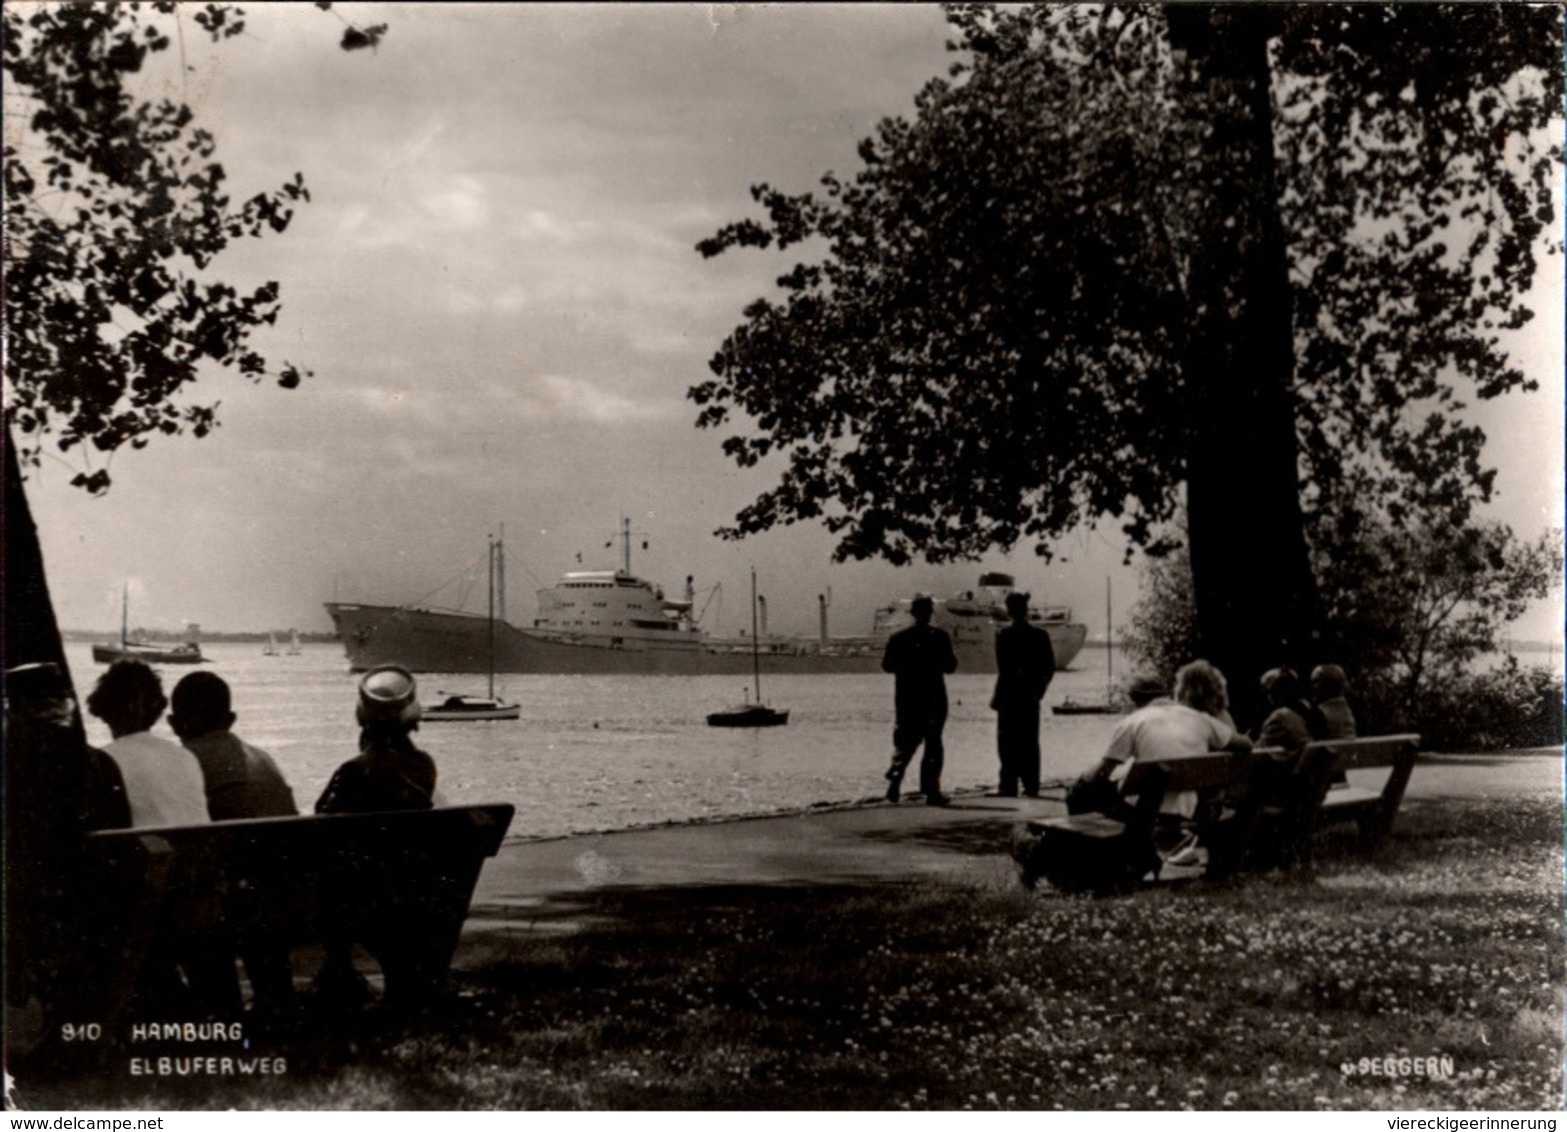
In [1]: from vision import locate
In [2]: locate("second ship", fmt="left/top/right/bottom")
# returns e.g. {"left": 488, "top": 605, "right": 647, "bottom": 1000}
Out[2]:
{"left": 325, "top": 524, "right": 1088, "bottom": 677}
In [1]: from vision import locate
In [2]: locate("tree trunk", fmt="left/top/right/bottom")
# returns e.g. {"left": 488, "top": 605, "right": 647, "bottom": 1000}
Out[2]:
{"left": 1165, "top": 6, "right": 1321, "bottom": 727}
{"left": 4, "top": 429, "right": 80, "bottom": 731}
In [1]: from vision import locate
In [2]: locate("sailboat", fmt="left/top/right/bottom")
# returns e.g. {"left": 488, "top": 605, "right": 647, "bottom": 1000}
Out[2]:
{"left": 423, "top": 535, "right": 521, "bottom": 722}
{"left": 92, "top": 583, "right": 205, "bottom": 665}
{"left": 286, "top": 629, "right": 302, "bottom": 656}
{"left": 706, "top": 567, "right": 789, "bottom": 728}
{"left": 1052, "top": 577, "right": 1124, "bottom": 715}
{"left": 263, "top": 632, "right": 278, "bottom": 657}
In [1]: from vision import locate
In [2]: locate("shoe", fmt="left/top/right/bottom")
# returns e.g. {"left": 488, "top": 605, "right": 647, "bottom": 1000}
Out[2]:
{"left": 1163, "top": 833, "right": 1205, "bottom": 869}
{"left": 925, "top": 794, "right": 953, "bottom": 807}
{"left": 885, "top": 782, "right": 901, "bottom": 803}
{"left": 1164, "top": 845, "right": 1205, "bottom": 869}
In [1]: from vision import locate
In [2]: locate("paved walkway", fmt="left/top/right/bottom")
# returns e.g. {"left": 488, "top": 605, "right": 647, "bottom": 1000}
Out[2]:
{"left": 456, "top": 749, "right": 1561, "bottom": 960}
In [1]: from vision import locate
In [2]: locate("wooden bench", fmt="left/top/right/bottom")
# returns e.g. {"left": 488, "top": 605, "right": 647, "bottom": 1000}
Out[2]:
{"left": 70, "top": 804, "right": 515, "bottom": 1026}
{"left": 1014, "top": 751, "right": 1265, "bottom": 894}
{"left": 1232, "top": 733, "right": 1422, "bottom": 869}
{"left": 1305, "top": 733, "right": 1422, "bottom": 847}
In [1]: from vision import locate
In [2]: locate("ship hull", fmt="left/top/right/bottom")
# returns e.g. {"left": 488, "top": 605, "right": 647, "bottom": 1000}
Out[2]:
{"left": 324, "top": 603, "right": 1087, "bottom": 676}
{"left": 92, "top": 643, "right": 205, "bottom": 665}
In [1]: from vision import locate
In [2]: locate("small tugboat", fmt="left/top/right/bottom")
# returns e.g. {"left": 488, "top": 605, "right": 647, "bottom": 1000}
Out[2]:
{"left": 93, "top": 584, "right": 205, "bottom": 665}
{"left": 706, "top": 568, "right": 789, "bottom": 728}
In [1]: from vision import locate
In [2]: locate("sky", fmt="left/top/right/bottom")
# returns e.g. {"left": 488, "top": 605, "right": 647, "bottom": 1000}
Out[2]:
{"left": 16, "top": 3, "right": 1565, "bottom": 647}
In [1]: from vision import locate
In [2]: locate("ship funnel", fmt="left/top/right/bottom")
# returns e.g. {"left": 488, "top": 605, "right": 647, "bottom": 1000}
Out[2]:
{"left": 818, "top": 593, "right": 829, "bottom": 645}
{"left": 184, "top": 622, "right": 201, "bottom": 644}
{"left": 685, "top": 575, "right": 695, "bottom": 604}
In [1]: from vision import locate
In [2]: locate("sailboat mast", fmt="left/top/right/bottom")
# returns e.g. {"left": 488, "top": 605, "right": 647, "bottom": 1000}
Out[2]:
{"left": 1105, "top": 575, "right": 1113, "bottom": 693}
{"left": 495, "top": 524, "right": 506, "bottom": 625}
{"left": 750, "top": 566, "right": 761, "bottom": 703}
{"left": 487, "top": 535, "right": 496, "bottom": 700}
{"left": 120, "top": 582, "right": 128, "bottom": 648}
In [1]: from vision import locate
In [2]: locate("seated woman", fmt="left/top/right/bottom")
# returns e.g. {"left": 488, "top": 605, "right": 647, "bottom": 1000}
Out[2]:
{"left": 1073, "top": 659, "right": 1253, "bottom": 825}
{"left": 312, "top": 665, "right": 441, "bottom": 1018}
{"left": 1310, "top": 664, "right": 1357, "bottom": 740}
{"left": 1255, "top": 668, "right": 1318, "bottom": 755}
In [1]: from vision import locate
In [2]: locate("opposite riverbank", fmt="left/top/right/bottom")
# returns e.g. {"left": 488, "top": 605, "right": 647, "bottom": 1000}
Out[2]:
{"left": 12, "top": 749, "right": 1562, "bottom": 1112}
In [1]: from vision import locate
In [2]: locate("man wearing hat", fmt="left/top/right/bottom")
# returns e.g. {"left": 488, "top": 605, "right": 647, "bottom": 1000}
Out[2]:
{"left": 880, "top": 595, "right": 959, "bottom": 806}
{"left": 5, "top": 662, "right": 130, "bottom": 1045}
{"left": 990, "top": 592, "right": 1056, "bottom": 798}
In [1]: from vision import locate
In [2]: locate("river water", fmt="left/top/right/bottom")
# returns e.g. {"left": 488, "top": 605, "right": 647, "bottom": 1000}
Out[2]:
{"left": 65, "top": 639, "right": 1145, "bottom": 842}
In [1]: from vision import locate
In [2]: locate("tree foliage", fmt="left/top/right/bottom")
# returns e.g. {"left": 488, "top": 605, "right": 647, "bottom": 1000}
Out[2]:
{"left": 3, "top": 1, "right": 383, "bottom": 493}
{"left": 691, "top": 4, "right": 1562, "bottom": 564}
{"left": 1312, "top": 513, "right": 1563, "bottom": 710}
{"left": 1119, "top": 538, "right": 1198, "bottom": 687}
{"left": 1124, "top": 512, "right": 1563, "bottom": 729}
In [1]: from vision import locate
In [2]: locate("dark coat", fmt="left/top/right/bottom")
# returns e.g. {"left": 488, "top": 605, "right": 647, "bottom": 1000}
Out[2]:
{"left": 316, "top": 728, "right": 436, "bottom": 814}
{"left": 991, "top": 620, "right": 1056, "bottom": 709}
{"left": 881, "top": 623, "right": 958, "bottom": 720}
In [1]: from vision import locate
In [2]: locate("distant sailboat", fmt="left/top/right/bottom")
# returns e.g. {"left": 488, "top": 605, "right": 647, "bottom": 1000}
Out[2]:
{"left": 706, "top": 568, "right": 789, "bottom": 728}
{"left": 424, "top": 535, "right": 521, "bottom": 722}
{"left": 263, "top": 632, "right": 278, "bottom": 657}
{"left": 1053, "top": 577, "right": 1124, "bottom": 716}
{"left": 286, "top": 629, "right": 302, "bottom": 656}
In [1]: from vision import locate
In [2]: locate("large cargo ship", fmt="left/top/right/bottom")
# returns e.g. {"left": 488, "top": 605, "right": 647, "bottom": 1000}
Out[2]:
{"left": 324, "top": 530, "right": 1087, "bottom": 677}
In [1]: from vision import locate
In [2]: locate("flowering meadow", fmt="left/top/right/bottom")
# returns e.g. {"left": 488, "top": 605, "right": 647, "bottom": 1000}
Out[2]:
{"left": 23, "top": 795, "right": 1562, "bottom": 1112}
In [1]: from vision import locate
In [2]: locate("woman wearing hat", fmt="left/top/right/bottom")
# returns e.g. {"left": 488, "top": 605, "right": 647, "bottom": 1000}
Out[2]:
{"left": 315, "top": 665, "right": 438, "bottom": 815}
{"left": 312, "top": 665, "right": 440, "bottom": 1013}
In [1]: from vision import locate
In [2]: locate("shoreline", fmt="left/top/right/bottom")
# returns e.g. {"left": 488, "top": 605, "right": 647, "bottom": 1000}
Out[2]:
{"left": 489, "top": 745, "right": 1563, "bottom": 847}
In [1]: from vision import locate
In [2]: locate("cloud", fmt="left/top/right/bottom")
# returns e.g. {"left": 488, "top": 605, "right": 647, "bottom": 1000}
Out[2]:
{"left": 420, "top": 173, "right": 490, "bottom": 230}
{"left": 527, "top": 373, "right": 660, "bottom": 424}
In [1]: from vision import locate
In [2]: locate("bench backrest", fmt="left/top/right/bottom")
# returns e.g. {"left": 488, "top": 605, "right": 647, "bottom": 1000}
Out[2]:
{"left": 1122, "top": 749, "right": 1274, "bottom": 796}
{"left": 85, "top": 803, "right": 515, "bottom": 864}
{"left": 1307, "top": 734, "right": 1421, "bottom": 773}
{"left": 82, "top": 803, "right": 516, "bottom": 942}
{"left": 69, "top": 804, "right": 513, "bottom": 1024}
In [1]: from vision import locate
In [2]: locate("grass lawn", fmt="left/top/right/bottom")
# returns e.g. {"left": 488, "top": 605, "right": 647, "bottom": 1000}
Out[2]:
{"left": 15, "top": 794, "right": 1563, "bottom": 1111}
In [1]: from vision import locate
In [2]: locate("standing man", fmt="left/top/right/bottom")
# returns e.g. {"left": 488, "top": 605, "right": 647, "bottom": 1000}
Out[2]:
{"left": 990, "top": 592, "right": 1055, "bottom": 797}
{"left": 881, "top": 595, "right": 958, "bottom": 806}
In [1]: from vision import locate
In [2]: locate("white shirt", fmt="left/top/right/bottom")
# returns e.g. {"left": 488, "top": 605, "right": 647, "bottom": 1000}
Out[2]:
{"left": 1102, "top": 700, "right": 1236, "bottom": 818}
{"left": 105, "top": 730, "right": 211, "bottom": 828}
{"left": 1103, "top": 700, "right": 1236, "bottom": 766}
